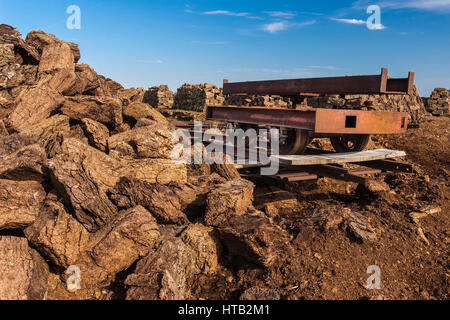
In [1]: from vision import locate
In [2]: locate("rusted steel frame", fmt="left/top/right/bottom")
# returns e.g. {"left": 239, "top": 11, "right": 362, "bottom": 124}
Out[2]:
{"left": 386, "top": 72, "right": 415, "bottom": 95}
{"left": 223, "top": 68, "right": 414, "bottom": 96}
{"left": 291, "top": 165, "right": 370, "bottom": 185}
{"left": 314, "top": 109, "right": 409, "bottom": 134}
{"left": 206, "top": 105, "right": 316, "bottom": 131}
{"left": 357, "top": 160, "right": 414, "bottom": 173}
{"left": 278, "top": 172, "right": 319, "bottom": 182}
{"left": 241, "top": 172, "right": 318, "bottom": 182}
{"left": 347, "top": 168, "right": 382, "bottom": 175}
{"left": 206, "top": 106, "right": 408, "bottom": 134}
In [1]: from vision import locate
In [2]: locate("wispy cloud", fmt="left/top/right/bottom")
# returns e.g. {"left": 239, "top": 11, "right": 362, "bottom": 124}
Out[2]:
{"left": 308, "top": 65, "right": 339, "bottom": 70}
{"left": 138, "top": 59, "right": 163, "bottom": 64}
{"left": 264, "top": 11, "right": 297, "bottom": 19}
{"left": 231, "top": 67, "right": 315, "bottom": 78}
{"left": 353, "top": 0, "right": 450, "bottom": 11}
{"left": 184, "top": 4, "right": 193, "bottom": 13}
{"left": 370, "top": 23, "right": 387, "bottom": 30}
{"left": 330, "top": 18, "right": 366, "bottom": 25}
{"left": 201, "top": 9, "right": 262, "bottom": 19}
{"left": 262, "top": 20, "right": 316, "bottom": 34}
{"left": 203, "top": 10, "right": 249, "bottom": 17}
{"left": 330, "top": 17, "right": 387, "bottom": 29}
{"left": 191, "top": 40, "right": 230, "bottom": 45}
{"left": 262, "top": 21, "right": 289, "bottom": 33}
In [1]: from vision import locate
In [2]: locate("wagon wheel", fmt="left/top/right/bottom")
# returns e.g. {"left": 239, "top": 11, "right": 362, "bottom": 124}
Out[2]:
{"left": 279, "top": 128, "right": 309, "bottom": 155}
{"left": 330, "top": 134, "right": 371, "bottom": 153}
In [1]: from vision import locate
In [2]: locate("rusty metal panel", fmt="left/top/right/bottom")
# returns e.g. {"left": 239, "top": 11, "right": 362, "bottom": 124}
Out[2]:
{"left": 206, "top": 106, "right": 409, "bottom": 134}
{"left": 314, "top": 109, "right": 409, "bottom": 134}
{"left": 223, "top": 68, "right": 414, "bottom": 96}
{"left": 224, "top": 74, "right": 386, "bottom": 96}
{"left": 206, "top": 105, "right": 316, "bottom": 131}
{"left": 386, "top": 72, "right": 415, "bottom": 95}
{"left": 223, "top": 68, "right": 388, "bottom": 96}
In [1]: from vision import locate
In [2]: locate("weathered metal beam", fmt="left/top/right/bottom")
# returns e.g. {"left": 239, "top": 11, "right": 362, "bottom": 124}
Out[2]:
{"left": 206, "top": 106, "right": 408, "bottom": 134}
{"left": 357, "top": 159, "right": 414, "bottom": 173}
{"left": 206, "top": 105, "right": 316, "bottom": 131}
{"left": 386, "top": 72, "right": 415, "bottom": 95}
{"left": 223, "top": 68, "right": 414, "bottom": 96}
{"left": 314, "top": 109, "right": 409, "bottom": 134}
{"left": 299, "top": 165, "right": 370, "bottom": 185}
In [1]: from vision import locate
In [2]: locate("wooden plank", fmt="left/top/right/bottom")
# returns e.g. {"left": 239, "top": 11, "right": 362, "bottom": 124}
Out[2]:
{"left": 274, "top": 149, "right": 406, "bottom": 166}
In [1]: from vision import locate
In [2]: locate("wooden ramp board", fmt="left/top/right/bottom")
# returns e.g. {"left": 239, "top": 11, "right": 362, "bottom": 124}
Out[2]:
{"left": 273, "top": 149, "right": 406, "bottom": 166}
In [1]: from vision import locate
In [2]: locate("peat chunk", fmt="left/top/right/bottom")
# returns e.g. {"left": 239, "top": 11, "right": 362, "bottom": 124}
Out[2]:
{"left": 0, "top": 64, "right": 38, "bottom": 89}
{"left": 218, "top": 214, "right": 292, "bottom": 268}
{"left": 19, "top": 115, "right": 70, "bottom": 157}
{"left": 307, "top": 206, "right": 352, "bottom": 232}
{"left": 38, "top": 41, "right": 74, "bottom": 74}
{"left": 0, "top": 236, "right": 49, "bottom": 300}
{"left": 0, "top": 24, "right": 39, "bottom": 64}
{"left": 180, "top": 224, "right": 221, "bottom": 275}
{"left": 117, "top": 87, "right": 145, "bottom": 106}
{"left": 108, "top": 123, "right": 176, "bottom": 159}
{"left": 75, "top": 206, "right": 160, "bottom": 287}
{"left": 210, "top": 153, "right": 241, "bottom": 181}
{"left": 25, "top": 30, "right": 80, "bottom": 63}
{"left": 0, "top": 43, "right": 15, "bottom": 67}
{"left": 204, "top": 179, "right": 254, "bottom": 227}
{"left": 38, "top": 68, "right": 77, "bottom": 95}
{"left": 0, "top": 120, "right": 7, "bottom": 136}
{"left": 47, "top": 138, "right": 122, "bottom": 232}
{"left": 61, "top": 95, "right": 123, "bottom": 128}
{"left": 125, "top": 235, "right": 194, "bottom": 300}
{"left": 0, "top": 133, "right": 33, "bottom": 158}
{"left": 120, "top": 158, "right": 187, "bottom": 184}
{"left": 123, "top": 102, "right": 168, "bottom": 123}
{"left": 81, "top": 118, "right": 109, "bottom": 152}
{"left": 0, "top": 179, "right": 46, "bottom": 230}
{"left": 7, "top": 86, "right": 64, "bottom": 131}
{"left": 63, "top": 64, "right": 101, "bottom": 96}
{"left": 0, "top": 144, "right": 47, "bottom": 181}
{"left": 347, "top": 211, "right": 378, "bottom": 241}
{"left": 109, "top": 177, "right": 189, "bottom": 225}
{"left": 24, "top": 199, "right": 90, "bottom": 268}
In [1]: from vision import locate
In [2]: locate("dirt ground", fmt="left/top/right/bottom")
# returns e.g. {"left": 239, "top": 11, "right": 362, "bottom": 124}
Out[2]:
{"left": 188, "top": 116, "right": 449, "bottom": 300}
{"left": 47, "top": 115, "right": 449, "bottom": 300}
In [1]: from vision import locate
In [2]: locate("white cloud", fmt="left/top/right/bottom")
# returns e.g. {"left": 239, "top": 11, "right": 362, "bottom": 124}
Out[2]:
{"left": 371, "top": 23, "right": 387, "bottom": 30}
{"left": 330, "top": 17, "right": 387, "bottom": 29}
{"left": 353, "top": 0, "right": 450, "bottom": 11}
{"left": 203, "top": 10, "right": 249, "bottom": 17}
{"left": 264, "top": 11, "right": 297, "bottom": 19}
{"left": 308, "top": 65, "right": 339, "bottom": 70}
{"left": 262, "top": 20, "right": 316, "bottom": 33}
{"left": 330, "top": 18, "right": 366, "bottom": 24}
{"left": 201, "top": 9, "right": 262, "bottom": 19}
{"left": 262, "top": 21, "right": 289, "bottom": 33}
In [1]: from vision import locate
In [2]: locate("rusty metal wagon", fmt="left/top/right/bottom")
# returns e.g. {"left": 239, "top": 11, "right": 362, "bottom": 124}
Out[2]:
{"left": 206, "top": 68, "right": 413, "bottom": 155}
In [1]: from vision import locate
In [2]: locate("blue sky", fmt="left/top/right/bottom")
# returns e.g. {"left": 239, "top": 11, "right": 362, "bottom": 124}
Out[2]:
{"left": 1, "top": 0, "right": 449, "bottom": 96}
